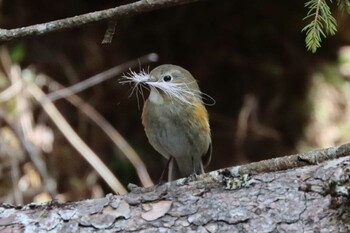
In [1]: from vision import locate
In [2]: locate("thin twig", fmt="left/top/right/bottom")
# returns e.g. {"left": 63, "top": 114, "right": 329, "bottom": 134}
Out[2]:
{"left": 26, "top": 82, "right": 127, "bottom": 194}
{"left": 0, "top": 81, "right": 21, "bottom": 102}
{"left": 8, "top": 65, "right": 58, "bottom": 198}
{"left": 0, "top": 110, "right": 24, "bottom": 204}
{"left": 47, "top": 76, "right": 154, "bottom": 187}
{"left": 10, "top": 147, "right": 23, "bottom": 205}
{"left": 0, "top": 0, "right": 201, "bottom": 43}
{"left": 45, "top": 53, "right": 157, "bottom": 187}
{"left": 47, "top": 53, "right": 158, "bottom": 101}
{"left": 0, "top": 108, "right": 58, "bottom": 199}
{"left": 102, "top": 20, "right": 117, "bottom": 44}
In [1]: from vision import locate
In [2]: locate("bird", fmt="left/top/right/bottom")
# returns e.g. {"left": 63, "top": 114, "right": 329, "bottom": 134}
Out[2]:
{"left": 122, "top": 64, "right": 212, "bottom": 181}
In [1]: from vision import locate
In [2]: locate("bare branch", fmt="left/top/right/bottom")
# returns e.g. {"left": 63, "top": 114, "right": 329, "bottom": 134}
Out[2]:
{"left": 102, "top": 20, "right": 117, "bottom": 44}
{"left": 26, "top": 81, "right": 127, "bottom": 194}
{"left": 0, "top": 109, "right": 58, "bottom": 201}
{"left": 46, "top": 77, "right": 154, "bottom": 187}
{"left": 47, "top": 53, "right": 158, "bottom": 101}
{"left": 219, "top": 142, "right": 350, "bottom": 176}
{"left": 0, "top": 0, "right": 201, "bottom": 43}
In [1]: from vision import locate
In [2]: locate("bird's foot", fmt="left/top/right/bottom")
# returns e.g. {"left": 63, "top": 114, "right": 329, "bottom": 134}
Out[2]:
{"left": 183, "top": 173, "right": 200, "bottom": 184}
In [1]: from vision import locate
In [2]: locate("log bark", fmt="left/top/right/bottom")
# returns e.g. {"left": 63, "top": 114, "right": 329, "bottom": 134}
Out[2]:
{"left": 0, "top": 155, "right": 350, "bottom": 232}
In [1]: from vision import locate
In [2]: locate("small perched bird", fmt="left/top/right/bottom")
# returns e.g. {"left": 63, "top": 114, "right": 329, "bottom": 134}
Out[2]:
{"left": 122, "top": 64, "right": 212, "bottom": 181}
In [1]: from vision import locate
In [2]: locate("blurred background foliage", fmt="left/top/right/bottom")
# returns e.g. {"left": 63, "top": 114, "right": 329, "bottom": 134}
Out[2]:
{"left": 1, "top": 0, "right": 350, "bottom": 204}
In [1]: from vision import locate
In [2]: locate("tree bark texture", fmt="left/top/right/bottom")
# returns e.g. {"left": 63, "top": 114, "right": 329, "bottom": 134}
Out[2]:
{"left": 0, "top": 155, "right": 349, "bottom": 232}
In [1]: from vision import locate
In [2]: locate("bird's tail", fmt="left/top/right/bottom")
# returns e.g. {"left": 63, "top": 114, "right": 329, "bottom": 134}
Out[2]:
{"left": 168, "top": 156, "right": 204, "bottom": 181}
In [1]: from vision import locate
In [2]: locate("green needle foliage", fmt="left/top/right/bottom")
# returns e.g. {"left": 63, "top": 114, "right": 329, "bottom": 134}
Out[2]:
{"left": 337, "top": 0, "right": 350, "bottom": 13}
{"left": 303, "top": 0, "right": 350, "bottom": 53}
{"left": 303, "top": 0, "right": 338, "bottom": 53}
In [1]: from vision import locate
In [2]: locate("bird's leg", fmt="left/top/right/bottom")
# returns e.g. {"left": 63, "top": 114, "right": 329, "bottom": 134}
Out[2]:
{"left": 185, "top": 156, "right": 200, "bottom": 182}
{"left": 157, "top": 156, "right": 173, "bottom": 184}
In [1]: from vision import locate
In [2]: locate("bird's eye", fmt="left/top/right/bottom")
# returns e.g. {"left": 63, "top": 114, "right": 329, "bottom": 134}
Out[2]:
{"left": 163, "top": 75, "right": 172, "bottom": 82}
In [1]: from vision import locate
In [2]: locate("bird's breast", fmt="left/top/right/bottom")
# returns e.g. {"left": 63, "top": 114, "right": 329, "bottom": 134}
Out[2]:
{"left": 141, "top": 98, "right": 210, "bottom": 158}
{"left": 148, "top": 88, "right": 164, "bottom": 105}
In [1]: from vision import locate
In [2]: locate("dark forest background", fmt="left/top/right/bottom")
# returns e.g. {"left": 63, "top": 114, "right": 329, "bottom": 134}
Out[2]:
{"left": 1, "top": 0, "right": 350, "bottom": 203}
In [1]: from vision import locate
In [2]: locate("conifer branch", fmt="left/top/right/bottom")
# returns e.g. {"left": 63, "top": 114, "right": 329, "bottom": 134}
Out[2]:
{"left": 302, "top": 0, "right": 337, "bottom": 53}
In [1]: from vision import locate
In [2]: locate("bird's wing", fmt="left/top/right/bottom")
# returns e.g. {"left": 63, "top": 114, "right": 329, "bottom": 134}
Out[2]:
{"left": 202, "top": 142, "right": 212, "bottom": 168}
